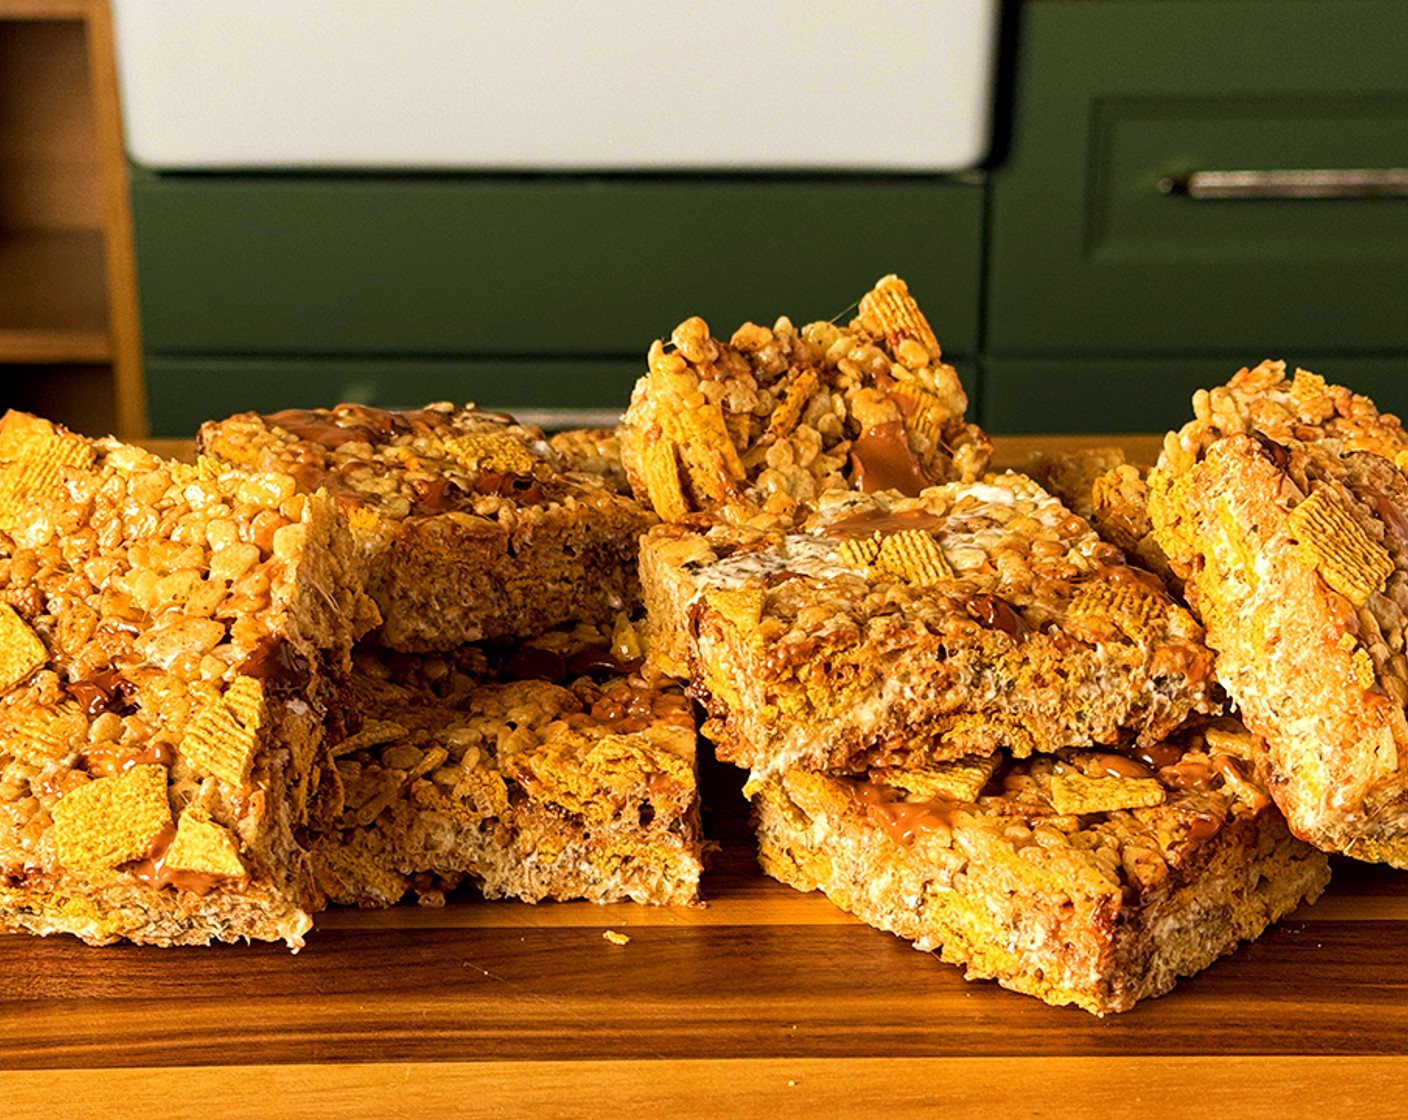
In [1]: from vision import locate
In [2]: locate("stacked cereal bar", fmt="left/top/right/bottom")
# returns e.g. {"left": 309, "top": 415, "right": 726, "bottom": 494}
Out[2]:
{"left": 641, "top": 476, "right": 1220, "bottom": 774}
{"left": 198, "top": 403, "right": 654, "bottom": 650}
{"left": 313, "top": 623, "right": 702, "bottom": 907}
{"left": 624, "top": 279, "right": 1329, "bottom": 1012}
{"left": 0, "top": 412, "right": 378, "bottom": 946}
{"left": 751, "top": 724, "right": 1329, "bottom": 1015}
{"left": 0, "top": 406, "right": 702, "bottom": 947}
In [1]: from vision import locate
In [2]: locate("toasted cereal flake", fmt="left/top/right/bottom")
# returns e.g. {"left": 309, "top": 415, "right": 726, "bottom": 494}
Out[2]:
{"left": 1288, "top": 487, "right": 1394, "bottom": 607}
{"left": 165, "top": 809, "right": 247, "bottom": 879}
{"left": 2, "top": 700, "right": 86, "bottom": 765}
{"left": 181, "top": 677, "right": 265, "bottom": 786}
{"left": 1069, "top": 581, "right": 1163, "bottom": 645}
{"left": 330, "top": 719, "right": 411, "bottom": 758}
{"left": 1202, "top": 720, "right": 1256, "bottom": 760}
{"left": 635, "top": 432, "right": 690, "bottom": 523}
{"left": 1050, "top": 772, "right": 1167, "bottom": 816}
{"left": 858, "top": 274, "right": 942, "bottom": 362}
{"left": 874, "top": 529, "right": 955, "bottom": 585}
{"left": 769, "top": 369, "right": 821, "bottom": 438}
{"left": 836, "top": 534, "right": 882, "bottom": 570}
{"left": 0, "top": 603, "right": 48, "bottom": 691}
{"left": 890, "top": 383, "right": 949, "bottom": 445}
{"left": 705, "top": 587, "right": 766, "bottom": 631}
{"left": 0, "top": 412, "right": 96, "bottom": 531}
{"left": 319, "top": 844, "right": 410, "bottom": 905}
{"left": 51, "top": 764, "right": 172, "bottom": 872}
{"left": 444, "top": 433, "right": 538, "bottom": 476}
{"left": 603, "top": 929, "right": 631, "bottom": 946}
{"left": 878, "top": 753, "right": 1000, "bottom": 803}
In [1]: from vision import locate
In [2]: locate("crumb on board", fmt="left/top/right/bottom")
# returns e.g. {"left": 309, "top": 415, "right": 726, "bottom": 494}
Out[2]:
{"left": 603, "top": 929, "right": 631, "bottom": 946}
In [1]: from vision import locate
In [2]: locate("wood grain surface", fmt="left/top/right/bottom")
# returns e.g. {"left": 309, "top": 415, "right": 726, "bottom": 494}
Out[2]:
{"left": 4, "top": 435, "right": 1407, "bottom": 1117}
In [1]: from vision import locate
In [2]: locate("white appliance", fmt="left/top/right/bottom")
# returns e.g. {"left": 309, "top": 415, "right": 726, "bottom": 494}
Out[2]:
{"left": 111, "top": 1, "right": 1001, "bottom": 172}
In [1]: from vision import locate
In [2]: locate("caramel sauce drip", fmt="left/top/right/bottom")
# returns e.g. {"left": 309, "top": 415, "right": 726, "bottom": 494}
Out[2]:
{"left": 266, "top": 404, "right": 456, "bottom": 450}
{"left": 966, "top": 594, "right": 1027, "bottom": 639}
{"left": 68, "top": 669, "right": 138, "bottom": 718}
{"left": 1130, "top": 742, "right": 1185, "bottom": 771}
{"left": 849, "top": 779, "right": 961, "bottom": 846}
{"left": 1158, "top": 759, "right": 1218, "bottom": 791}
{"left": 848, "top": 421, "right": 933, "bottom": 497}
{"left": 589, "top": 689, "right": 658, "bottom": 734}
{"left": 124, "top": 824, "right": 243, "bottom": 897}
{"left": 1089, "top": 752, "right": 1157, "bottom": 781}
{"left": 827, "top": 508, "right": 946, "bottom": 540}
{"left": 238, "top": 636, "right": 313, "bottom": 700}
{"left": 1184, "top": 810, "right": 1223, "bottom": 845}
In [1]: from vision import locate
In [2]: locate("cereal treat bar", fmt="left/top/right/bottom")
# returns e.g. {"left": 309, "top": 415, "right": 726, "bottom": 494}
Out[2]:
{"left": 642, "top": 472, "right": 1220, "bottom": 774}
{"left": 750, "top": 722, "right": 1330, "bottom": 1014}
{"left": 0, "top": 412, "right": 378, "bottom": 947}
{"left": 311, "top": 627, "right": 702, "bottom": 907}
{"left": 548, "top": 427, "right": 631, "bottom": 495}
{"left": 1026, "top": 448, "right": 1172, "bottom": 585}
{"left": 1150, "top": 431, "right": 1408, "bottom": 865}
{"left": 620, "top": 275, "right": 991, "bottom": 530}
{"left": 198, "top": 402, "right": 655, "bottom": 651}
{"left": 1166, "top": 359, "right": 1408, "bottom": 468}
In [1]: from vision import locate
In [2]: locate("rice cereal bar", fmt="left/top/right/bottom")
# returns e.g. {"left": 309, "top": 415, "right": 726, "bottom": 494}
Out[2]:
{"left": 312, "top": 631, "right": 703, "bottom": 907}
{"left": 198, "top": 402, "right": 655, "bottom": 651}
{"left": 548, "top": 427, "right": 632, "bottom": 495}
{"left": 750, "top": 722, "right": 1329, "bottom": 1014}
{"left": 619, "top": 275, "right": 991, "bottom": 530}
{"left": 641, "top": 472, "right": 1220, "bottom": 774}
{"left": 0, "top": 412, "right": 378, "bottom": 946}
{"left": 1150, "top": 431, "right": 1408, "bottom": 866}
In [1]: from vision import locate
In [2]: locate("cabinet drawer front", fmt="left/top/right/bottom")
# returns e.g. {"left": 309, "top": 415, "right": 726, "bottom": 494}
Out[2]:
{"left": 988, "top": 0, "right": 1408, "bottom": 356}
{"left": 983, "top": 355, "right": 1408, "bottom": 435}
{"left": 133, "top": 173, "right": 983, "bottom": 360}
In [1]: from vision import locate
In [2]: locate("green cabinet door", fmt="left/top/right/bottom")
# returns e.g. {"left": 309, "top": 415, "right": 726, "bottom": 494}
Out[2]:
{"left": 988, "top": 0, "right": 1408, "bottom": 358}
{"left": 132, "top": 171, "right": 985, "bottom": 362}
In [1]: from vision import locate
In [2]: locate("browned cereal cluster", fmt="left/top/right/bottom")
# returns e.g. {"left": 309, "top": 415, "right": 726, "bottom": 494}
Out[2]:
{"left": 313, "top": 631, "right": 701, "bottom": 908}
{"left": 620, "top": 275, "right": 991, "bottom": 530}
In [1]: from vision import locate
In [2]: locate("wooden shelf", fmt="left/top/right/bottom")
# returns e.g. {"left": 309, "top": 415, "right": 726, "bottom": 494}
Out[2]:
{"left": 0, "top": 1, "right": 147, "bottom": 436}
{"left": 0, "top": 230, "right": 110, "bottom": 363}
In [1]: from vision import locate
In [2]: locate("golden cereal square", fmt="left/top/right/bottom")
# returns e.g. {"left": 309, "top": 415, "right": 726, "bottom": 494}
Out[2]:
{"left": 0, "top": 603, "right": 48, "bottom": 692}
{"left": 180, "top": 678, "right": 265, "bottom": 787}
{"left": 165, "top": 811, "right": 247, "bottom": 879}
{"left": 51, "top": 764, "right": 172, "bottom": 872}
{"left": 1050, "top": 772, "right": 1167, "bottom": 816}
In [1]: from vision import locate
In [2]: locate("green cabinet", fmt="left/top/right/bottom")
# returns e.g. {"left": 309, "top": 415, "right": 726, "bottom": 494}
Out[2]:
{"left": 133, "top": 171, "right": 985, "bottom": 433}
{"left": 986, "top": 0, "right": 1408, "bottom": 377}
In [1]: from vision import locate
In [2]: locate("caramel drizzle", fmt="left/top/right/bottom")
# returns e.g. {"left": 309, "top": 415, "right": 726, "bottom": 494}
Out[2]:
{"left": 848, "top": 779, "right": 961, "bottom": 846}
{"left": 123, "top": 824, "right": 246, "bottom": 897}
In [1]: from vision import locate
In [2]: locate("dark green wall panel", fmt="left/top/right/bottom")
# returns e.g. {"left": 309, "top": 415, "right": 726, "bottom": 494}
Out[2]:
{"left": 983, "top": 355, "right": 1408, "bottom": 435}
{"left": 988, "top": 0, "right": 1408, "bottom": 356}
{"left": 133, "top": 171, "right": 984, "bottom": 361}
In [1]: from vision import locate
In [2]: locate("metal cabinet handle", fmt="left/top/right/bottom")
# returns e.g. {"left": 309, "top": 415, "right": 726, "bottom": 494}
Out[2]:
{"left": 1158, "top": 168, "right": 1408, "bottom": 199}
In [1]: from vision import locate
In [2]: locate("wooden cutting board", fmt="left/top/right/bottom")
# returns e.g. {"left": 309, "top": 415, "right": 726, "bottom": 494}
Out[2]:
{"left": 3, "top": 435, "right": 1404, "bottom": 1119}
